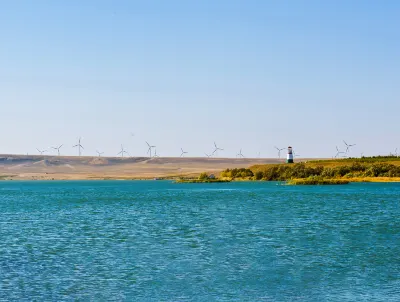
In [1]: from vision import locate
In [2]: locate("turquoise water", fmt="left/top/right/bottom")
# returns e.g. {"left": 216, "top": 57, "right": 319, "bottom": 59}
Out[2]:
{"left": 1, "top": 181, "right": 399, "bottom": 301}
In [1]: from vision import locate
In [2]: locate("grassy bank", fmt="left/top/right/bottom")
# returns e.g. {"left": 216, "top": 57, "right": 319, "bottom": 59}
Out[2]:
{"left": 219, "top": 157, "right": 400, "bottom": 183}
{"left": 286, "top": 177, "right": 350, "bottom": 185}
{"left": 175, "top": 179, "right": 231, "bottom": 183}
{"left": 175, "top": 172, "right": 231, "bottom": 183}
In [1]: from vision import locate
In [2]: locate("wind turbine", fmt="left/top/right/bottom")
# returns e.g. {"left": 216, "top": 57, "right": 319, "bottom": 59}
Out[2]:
{"left": 180, "top": 148, "right": 188, "bottom": 157}
{"left": 236, "top": 149, "right": 244, "bottom": 158}
{"left": 96, "top": 150, "right": 104, "bottom": 157}
{"left": 36, "top": 148, "right": 47, "bottom": 155}
{"left": 117, "top": 145, "right": 128, "bottom": 157}
{"left": 274, "top": 146, "right": 285, "bottom": 159}
{"left": 394, "top": 148, "right": 398, "bottom": 157}
{"left": 153, "top": 149, "right": 159, "bottom": 157}
{"left": 212, "top": 142, "right": 223, "bottom": 157}
{"left": 51, "top": 144, "right": 63, "bottom": 156}
{"left": 205, "top": 153, "right": 212, "bottom": 158}
{"left": 73, "top": 137, "right": 84, "bottom": 156}
{"left": 146, "top": 141, "right": 155, "bottom": 158}
{"left": 343, "top": 140, "right": 356, "bottom": 153}
{"left": 335, "top": 146, "right": 345, "bottom": 158}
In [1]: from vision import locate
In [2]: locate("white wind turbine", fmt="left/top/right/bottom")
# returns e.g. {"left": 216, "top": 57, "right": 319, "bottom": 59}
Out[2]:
{"left": 73, "top": 137, "right": 84, "bottom": 156}
{"left": 236, "top": 149, "right": 245, "bottom": 158}
{"left": 146, "top": 141, "right": 156, "bottom": 158}
{"left": 335, "top": 146, "right": 345, "bottom": 158}
{"left": 180, "top": 148, "right": 188, "bottom": 157}
{"left": 117, "top": 145, "right": 128, "bottom": 157}
{"left": 36, "top": 148, "right": 47, "bottom": 155}
{"left": 51, "top": 144, "right": 63, "bottom": 156}
{"left": 274, "top": 146, "right": 285, "bottom": 159}
{"left": 212, "top": 142, "right": 223, "bottom": 157}
{"left": 343, "top": 140, "right": 356, "bottom": 153}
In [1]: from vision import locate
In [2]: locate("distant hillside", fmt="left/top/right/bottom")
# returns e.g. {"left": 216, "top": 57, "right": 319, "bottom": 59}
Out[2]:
{"left": 0, "top": 154, "right": 288, "bottom": 180}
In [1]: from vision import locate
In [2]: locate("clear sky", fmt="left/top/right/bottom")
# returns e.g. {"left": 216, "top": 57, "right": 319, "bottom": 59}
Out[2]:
{"left": 1, "top": 1, "right": 399, "bottom": 158}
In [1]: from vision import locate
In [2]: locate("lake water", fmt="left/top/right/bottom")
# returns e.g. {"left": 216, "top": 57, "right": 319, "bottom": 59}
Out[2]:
{"left": 0, "top": 181, "right": 399, "bottom": 301}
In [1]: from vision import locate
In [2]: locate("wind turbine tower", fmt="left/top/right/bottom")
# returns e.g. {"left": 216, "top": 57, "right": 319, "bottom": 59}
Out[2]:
{"left": 213, "top": 142, "right": 223, "bottom": 157}
{"left": 73, "top": 137, "right": 84, "bottom": 156}
{"left": 146, "top": 142, "right": 155, "bottom": 158}
{"left": 36, "top": 148, "right": 47, "bottom": 155}
{"left": 117, "top": 145, "right": 128, "bottom": 157}
{"left": 52, "top": 144, "right": 63, "bottom": 156}
{"left": 180, "top": 148, "right": 188, "bottom": 157}
{"left": 343, "top": 140, "right": 356, "bottom": 153}
{"left": 275, "top": 146, "right": 285, "bottom": 159}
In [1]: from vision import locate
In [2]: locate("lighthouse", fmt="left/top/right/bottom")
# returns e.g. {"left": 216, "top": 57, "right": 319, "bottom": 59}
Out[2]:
{"left": 287, "top": 146, "right": 294, "bottom": 163}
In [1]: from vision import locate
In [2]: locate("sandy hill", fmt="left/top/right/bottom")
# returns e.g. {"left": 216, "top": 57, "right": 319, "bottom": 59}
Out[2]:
{"left": 0, "top": 154, "right": 301, "bottom": 180}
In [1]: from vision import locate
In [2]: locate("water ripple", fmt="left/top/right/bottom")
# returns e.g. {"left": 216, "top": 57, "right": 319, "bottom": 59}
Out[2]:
{"left": 0, "top": 181, "right": 399, "bottom": 301}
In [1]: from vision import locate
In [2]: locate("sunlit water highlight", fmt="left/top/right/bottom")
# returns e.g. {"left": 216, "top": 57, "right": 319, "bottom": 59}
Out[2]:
{"left": 1, "top": 181, "right": 399, "bottom": 301}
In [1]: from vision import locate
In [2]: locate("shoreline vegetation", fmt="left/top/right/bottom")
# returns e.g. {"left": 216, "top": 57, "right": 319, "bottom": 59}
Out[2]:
{"left": 175, "top": 172, "right": 231, "bottom": 183}
{"left": 173, "top": 157, "right": 400, "bottom": 185}
{"left": 218, "top": 156, "right": 400, "bottom": 185}
{"left": 286, "top": 178, "right": 350, "bottom": 185}
{"left": 1, "top": 157, "right": 400, "bottom": 184}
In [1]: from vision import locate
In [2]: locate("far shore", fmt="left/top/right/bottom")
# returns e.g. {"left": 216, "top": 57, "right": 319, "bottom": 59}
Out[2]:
{"left": 1, "top": 154, "right": 400, "bottom": 183}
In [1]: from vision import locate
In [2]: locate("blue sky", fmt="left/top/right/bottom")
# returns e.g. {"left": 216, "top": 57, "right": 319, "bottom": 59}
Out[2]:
{"left": 1, "top": 1, "right": 399, "bottom": 158}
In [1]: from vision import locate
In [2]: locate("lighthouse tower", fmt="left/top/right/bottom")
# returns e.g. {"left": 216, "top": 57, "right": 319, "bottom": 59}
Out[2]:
{"left": 286, "top": 146, "right": 294, "bottom": 163}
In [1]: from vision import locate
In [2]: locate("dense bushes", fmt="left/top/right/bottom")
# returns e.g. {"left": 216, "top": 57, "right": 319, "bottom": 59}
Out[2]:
{"left": 198, "top": 172, "right": 209, "bottom": 180}
{"left": 220, "top": 168, "right": 254, "bottom": 179}
{"left": 222, "top": 162, "right": 400, "bottom": 181}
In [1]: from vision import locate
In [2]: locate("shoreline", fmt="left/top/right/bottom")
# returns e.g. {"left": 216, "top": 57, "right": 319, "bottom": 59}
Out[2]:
{"left": 1, "top": 177, "right": 400, "bottom": 183}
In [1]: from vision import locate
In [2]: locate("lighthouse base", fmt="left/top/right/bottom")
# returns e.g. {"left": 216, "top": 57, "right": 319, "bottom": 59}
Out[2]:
{"left": 286, "top": 159, "right": 294, "bottom": 164}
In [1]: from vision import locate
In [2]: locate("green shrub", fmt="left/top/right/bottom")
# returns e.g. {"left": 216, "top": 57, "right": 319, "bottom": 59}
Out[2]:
{"left": 198, "top": 172, "right": 209, "bottom": 180}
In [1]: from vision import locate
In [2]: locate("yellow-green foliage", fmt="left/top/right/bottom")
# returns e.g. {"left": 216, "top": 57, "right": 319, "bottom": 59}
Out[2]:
{"left": 220, "top": 168, "right": 253, "bottom": 179}
{"left": 198, "top": 172, "right": 209, "bottom": 180}
{"left": 175, "top": 179, "right": 231, "bottom": 183}
{"left": 287, "top": 177, "right": 350, "bottom": 185}
{"left": 246, "top": 159, "right": 400, "bottom": 181}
